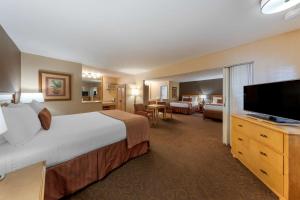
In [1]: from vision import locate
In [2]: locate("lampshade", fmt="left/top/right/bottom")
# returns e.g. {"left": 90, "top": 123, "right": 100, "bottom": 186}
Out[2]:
{"left": 131, "top": 88, "right": 139, "bottom": 96}
{"left": 20, "top": 93, "right": 44, "bottom": 103}
{"left": 261, "top": 0, "right": 300, "bottom": 14}
{"left": 0, "top": 107, "right": 7, "bottom": 135}
{"left": 200, "top": 95, "right": 207, "bottom": 99}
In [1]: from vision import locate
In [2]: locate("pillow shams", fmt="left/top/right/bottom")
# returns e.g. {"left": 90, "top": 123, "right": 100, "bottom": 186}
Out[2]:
{"left": 2, "top": 105, "right": 41, "bottom": 146}
{"left": 30, "top": 100, "right": 45, "bottom": 113}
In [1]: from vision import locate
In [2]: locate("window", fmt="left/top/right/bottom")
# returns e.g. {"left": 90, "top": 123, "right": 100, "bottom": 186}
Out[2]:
{"left": 160, "top": 85, "right": 168, "bottom": 100}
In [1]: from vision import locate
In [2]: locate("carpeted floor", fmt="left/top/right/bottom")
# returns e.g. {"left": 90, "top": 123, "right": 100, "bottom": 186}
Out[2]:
{"left": 66, "top": 113, "right": 277, "bottom": 200}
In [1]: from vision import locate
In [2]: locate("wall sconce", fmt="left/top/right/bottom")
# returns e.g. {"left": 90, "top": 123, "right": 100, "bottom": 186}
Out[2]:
{"left": 20, "top": 93, "right": 45, "bottom": 103}
{"left": 82, "top": 72, "right": 101, "bottom": 79}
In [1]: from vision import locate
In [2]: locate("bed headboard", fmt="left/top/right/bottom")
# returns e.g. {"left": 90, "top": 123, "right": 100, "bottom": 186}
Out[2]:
{"left": 182, "top": 94, "right": 199, "bottom": 102}
{"left": 211, "top": 95, "right": 223, "bottom": 104}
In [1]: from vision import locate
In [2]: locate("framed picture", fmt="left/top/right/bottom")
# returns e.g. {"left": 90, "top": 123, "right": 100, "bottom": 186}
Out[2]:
{"left": 39, "top": 71, "right": 71, "bottom": 101}
{"left": 172, "top": 87, "right": 177, "bottom": 98}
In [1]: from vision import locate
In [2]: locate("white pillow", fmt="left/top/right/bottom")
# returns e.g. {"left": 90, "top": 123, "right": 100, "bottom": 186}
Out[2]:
{"left": 29, "top": 100, "right": 45, "bottom": 113}
{"left": 212, "top": 97, "right": 222, "bottom": 104}
{"left": 191, "top": 96, "right": 198, "bottom": 102}
{"left": 2, "top": 105, "right": 41, "bottom": 146}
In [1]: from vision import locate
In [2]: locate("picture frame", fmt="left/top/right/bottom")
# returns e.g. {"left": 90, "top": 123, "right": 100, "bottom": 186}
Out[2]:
{"left": 172, "top": 87, "right": 178, "bottom": 98}
{"left": 39, "top": 71, "right": 72, "bottom": 101}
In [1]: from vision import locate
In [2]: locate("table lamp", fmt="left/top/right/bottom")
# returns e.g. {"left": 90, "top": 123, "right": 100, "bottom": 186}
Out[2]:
{"left": 131, "top": 88, "right": 139, "bottom": 104}
{"left": 0, "top": 107, "right": 7, "bottom": 181}
{"left": 200, "top": 94, "right": 207, "bottom": 104}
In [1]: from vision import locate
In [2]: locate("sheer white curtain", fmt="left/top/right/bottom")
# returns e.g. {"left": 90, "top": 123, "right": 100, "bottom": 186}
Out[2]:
{"left": 223, "top": 62, "right": 253, "bottom": 145}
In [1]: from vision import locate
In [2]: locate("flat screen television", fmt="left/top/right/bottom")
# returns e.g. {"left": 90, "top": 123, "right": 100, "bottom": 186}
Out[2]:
{"left": 244, "top": 79, "right": 300, "bottom": 123}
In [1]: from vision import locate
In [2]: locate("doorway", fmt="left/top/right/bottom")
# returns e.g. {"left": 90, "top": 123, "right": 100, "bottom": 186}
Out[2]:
{"left": 116, "top": 84, "right": 126, "bottom": 111}
{"left": 223, "top": 62, "right": 254, "bottom": 145}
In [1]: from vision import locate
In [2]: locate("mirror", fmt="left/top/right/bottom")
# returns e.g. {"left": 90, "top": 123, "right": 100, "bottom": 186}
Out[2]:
{"left": 82, "top": 76, "right": 103, "bottom": 103}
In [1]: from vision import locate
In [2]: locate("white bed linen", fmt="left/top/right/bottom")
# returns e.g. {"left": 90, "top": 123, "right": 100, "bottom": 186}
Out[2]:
{"left": 204, "top": 104, "right": 223, "bottom": 111}
{"left": 170, "top": 101, "right": 198, "bottom": 108}
{"left": 0, "top": 112, "right": 126, "bottom": 174}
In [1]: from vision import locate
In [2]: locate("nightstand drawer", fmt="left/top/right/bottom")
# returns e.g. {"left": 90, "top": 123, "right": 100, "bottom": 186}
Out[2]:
{"left": 253, "top": 126, "right": 284, "bottom": 154}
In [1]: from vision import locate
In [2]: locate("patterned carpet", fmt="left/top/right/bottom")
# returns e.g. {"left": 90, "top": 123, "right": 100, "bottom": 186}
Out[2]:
{"left": 66, "top": 113, "right": 277, "bottom": 200}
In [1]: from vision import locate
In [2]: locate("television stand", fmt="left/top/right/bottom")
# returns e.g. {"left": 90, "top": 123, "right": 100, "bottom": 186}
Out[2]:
{"left": 246, "top": 113, "right": 300, "bottom": 125}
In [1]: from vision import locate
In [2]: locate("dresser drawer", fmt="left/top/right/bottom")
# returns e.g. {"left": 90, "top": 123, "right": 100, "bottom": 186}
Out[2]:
{"left": 253, "top": 126, "right": 284, "bottom": 154}
{"left": 235, "top": 142, "right": 250, "bottom": 166}
{"left": 232, "top": 117, "right": 253, "bottom": 136}
{"left": 233, "top": 130, "right": 249, "bottom": 147}
{"left": 250, "top": 139, "right": 283, "bottom": 175}
{"left": 253, "top": 160, "right": 284, "bottom": 196}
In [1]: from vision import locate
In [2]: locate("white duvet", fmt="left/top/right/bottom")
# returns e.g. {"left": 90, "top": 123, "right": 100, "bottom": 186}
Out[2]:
{"left": 204, "top": 104, "right": 223, "bottom": 111}
{"left": 170, "top": 101, "right": 198, "bottom": 108}
{"left": 0, "top": 112, "right": 126, "bottom": 174}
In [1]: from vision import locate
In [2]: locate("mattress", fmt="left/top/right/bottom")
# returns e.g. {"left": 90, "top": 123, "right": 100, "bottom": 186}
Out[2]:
{"left": 204, "top": 104, "right": 223, "bottom": 111}
{"left": 0, "top": 112, "right": 126, "bottom": 174}
{"left": 170, "top": 101, "right": 198, "bottom": 108}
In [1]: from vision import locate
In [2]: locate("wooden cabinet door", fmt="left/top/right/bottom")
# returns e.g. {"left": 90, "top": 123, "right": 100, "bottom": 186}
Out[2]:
{"left": 117, "top": 85, "right": 126, "bottom": 111}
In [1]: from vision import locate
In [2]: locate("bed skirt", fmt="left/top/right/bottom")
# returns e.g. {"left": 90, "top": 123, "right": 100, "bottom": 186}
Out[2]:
{"left": 203, "top": 109, "right": 223, "bottom": 121}
{"left": 45, "top": 140, "right": 149, "bottom": 200}
{"left": 171, "top": 106, "right": 198, "bottom": 115}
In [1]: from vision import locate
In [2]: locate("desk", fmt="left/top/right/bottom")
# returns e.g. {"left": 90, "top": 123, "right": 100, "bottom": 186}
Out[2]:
{"left": 147, "top": 104, "right": 166, "bottom": 124}
{"left": 0, "top": 161, "right": 46, "bottom": 200}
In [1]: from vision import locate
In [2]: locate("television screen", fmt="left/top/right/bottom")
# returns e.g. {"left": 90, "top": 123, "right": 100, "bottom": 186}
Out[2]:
{"left": 244, "top": 79, "right": 300, "bottom": 121}
{"left": 82, "top": 91, "right": 89, "bottom": 96}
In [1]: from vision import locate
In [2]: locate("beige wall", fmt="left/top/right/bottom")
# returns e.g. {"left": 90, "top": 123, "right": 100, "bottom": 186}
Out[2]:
{"left": 119, "top": 29, "right": 300, "bottom": 112}
{"left": 103, "top": 76, "right": 118, "bottom": 102}
{"left": 169, "top": 81, "right": 179, "bottom": 101}
{"left": 147, "top": 80, "right": 169, "bottom": 100}
{"left": 139, "top": 29, "right": 300, "bottom": 84}
{"left": 21, "top": 53, "right": 102, "bottom": 115}
{"left": 0, "top": 25, "right": 21, "bottom": 94}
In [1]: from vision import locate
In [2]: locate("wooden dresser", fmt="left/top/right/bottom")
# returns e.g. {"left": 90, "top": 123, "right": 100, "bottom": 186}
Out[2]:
{"left": 231, "top": 114, "right": 300, "bottom": 200}
{"left": 0, "top": 161, "right": 46, "bottom": 200}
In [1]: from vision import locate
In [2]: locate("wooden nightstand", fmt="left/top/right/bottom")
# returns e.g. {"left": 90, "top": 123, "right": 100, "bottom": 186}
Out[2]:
{"left": 0, "top": 161, "right": 46, "bottom": 200}
{"left": 198, "top": 103, "right": 204, "bottom": 113}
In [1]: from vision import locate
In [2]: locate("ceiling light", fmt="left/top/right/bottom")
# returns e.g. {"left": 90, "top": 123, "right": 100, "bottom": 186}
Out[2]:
{"left": 261, "top": 0, "right": 300, "bottom": 14}
{"left": 284, "top": 7, "right": 300, "bottom": 19}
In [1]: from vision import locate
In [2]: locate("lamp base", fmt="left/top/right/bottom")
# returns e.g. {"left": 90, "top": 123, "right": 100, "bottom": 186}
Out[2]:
{"left": 0, "top": 173, "right": 5, "bottom": 181}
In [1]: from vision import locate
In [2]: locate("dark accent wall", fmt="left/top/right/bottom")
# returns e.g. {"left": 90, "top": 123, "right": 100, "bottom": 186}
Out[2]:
{"left": 179, "top": 78, "right": 223, "bottom": 99}
{"left": 0, "top": 25, "right": 21, "bottom": 93}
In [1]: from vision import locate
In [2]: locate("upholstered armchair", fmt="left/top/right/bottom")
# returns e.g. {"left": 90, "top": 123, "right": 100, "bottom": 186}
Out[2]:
{"left": 134, "top": 104, "right": 154, "bottom": 121}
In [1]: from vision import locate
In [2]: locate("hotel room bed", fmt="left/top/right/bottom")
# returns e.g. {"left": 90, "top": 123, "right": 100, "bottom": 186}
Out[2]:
{"left": 203, "top": 104, "right": 223, "bottom": 121}
{"left": 0, "top": 110, "right": 150, "bottom": 200}
{"left": 170, "top": 95, "right": 199, "bottom": 114}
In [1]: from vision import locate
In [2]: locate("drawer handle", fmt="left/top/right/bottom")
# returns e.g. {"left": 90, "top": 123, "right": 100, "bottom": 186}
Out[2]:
{"left": 238, "top": 138, "right": 243, "bottom": 141}
{"left": 260, "top": 169, "right": 268, "bottom": 176}
{"left": 238, "top": 124, "right": 243, "bottom": 128}
{"left": 260, "top": 151, "right": 267, "bottom": 157}
{"left": 260, "top": 134, "right": 268, "bottom": 138}
{"left": 238, "top": 151, "right": 243, "bottom": 155}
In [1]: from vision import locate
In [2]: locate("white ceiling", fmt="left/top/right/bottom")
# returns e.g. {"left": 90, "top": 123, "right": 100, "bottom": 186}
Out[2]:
{"left": 150, "top": 68, "right": 223, "bottom": 83}
{"left": 1, "top": 0, "right": 300, "bottom": 75}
